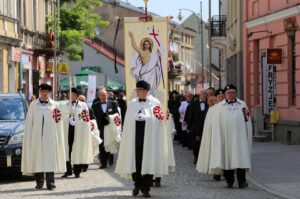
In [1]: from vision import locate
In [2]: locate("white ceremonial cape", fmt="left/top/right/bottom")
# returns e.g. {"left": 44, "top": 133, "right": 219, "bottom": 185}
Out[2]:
{"left": 196, "top": 105, "right": 222, "bottom": 174}
{"left": 21, "top": 99, "right": 66, "bottom": 174}
{"left": 115, "top": 95, "right": 168, "bottom": 179}
{"left": 90, "top": 119, "right": 102, "bottom": 157}
{"left": 104, "top": 113, "right": 122, "bottom": 154}
{"left": 130, "top": 52, "right": 162, "bottom": 96}
{"left": 61, "top": 101, "right": 94, "bottom": 165}
{"left": 178, "top": 101, "right": 189, "bottom": 131}
{"left": 165, "top": 112, "right": 176, "bottom": 172}
{"left": 209, "top": 99, "right": 252, "bottom": 172}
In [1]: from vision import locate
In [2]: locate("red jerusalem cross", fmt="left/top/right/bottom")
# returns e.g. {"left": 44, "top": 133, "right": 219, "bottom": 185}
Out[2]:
{"left": 149, "top": 28, "right": 160, "bottom": 47}
{"left": 89, "top": 89, "right": 94, "bottom": 96}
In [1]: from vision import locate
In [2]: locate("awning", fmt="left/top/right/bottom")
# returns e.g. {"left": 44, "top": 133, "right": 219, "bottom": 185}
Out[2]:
{"left": 59, "top": 75, "right": 88, "bottom": 87}
{"left": 107, "top": 79, "right": 125, "bottom": 91}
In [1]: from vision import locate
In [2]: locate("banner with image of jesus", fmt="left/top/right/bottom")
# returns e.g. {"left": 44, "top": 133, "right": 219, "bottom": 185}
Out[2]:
{"left": 124, "top": 17, "right": 169, "bottom": 114}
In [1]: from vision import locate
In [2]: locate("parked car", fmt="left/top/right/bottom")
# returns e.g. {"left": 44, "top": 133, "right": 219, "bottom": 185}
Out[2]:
{"left": 0, "top": 93, "right": 28, "bottom": 174}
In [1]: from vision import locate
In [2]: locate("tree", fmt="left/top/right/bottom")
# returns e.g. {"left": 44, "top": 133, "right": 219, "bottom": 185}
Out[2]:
{"left": 48, "top": 0, "right": 109, "bottom": 60}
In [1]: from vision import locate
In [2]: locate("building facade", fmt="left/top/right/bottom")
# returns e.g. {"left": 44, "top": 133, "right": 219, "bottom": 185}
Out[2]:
{"left": 226, "top": 0, "right": 243, "bottom": 98}
{"left": 243, "top": 0, "right": 300, "bottom": 143}
{"left": 0, "top": 0, "right": 21, "bottom": 93}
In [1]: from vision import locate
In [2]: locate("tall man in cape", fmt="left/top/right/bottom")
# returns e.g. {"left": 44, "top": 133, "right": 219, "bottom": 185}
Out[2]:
{"left": 61, "top": 88, "right": 94, "bottom": 178}
{"left": 21, "top": 84, "right": 66, "bottom": 190}
{"left": 115, "top": 80, "right": 168, "bottom": 198}
{"left": 187, "top": 89, "right": 209, "bottom": 164}
{"left": 92, "top": 87, "right": 119, "bottom": 169}
{"left": 210, "top": 85, "right": 252, "bottom": 188}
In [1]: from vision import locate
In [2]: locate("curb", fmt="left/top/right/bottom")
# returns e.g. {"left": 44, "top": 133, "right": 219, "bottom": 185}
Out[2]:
{"left": 248, "top": 175, "right": 300, "bottom": 199}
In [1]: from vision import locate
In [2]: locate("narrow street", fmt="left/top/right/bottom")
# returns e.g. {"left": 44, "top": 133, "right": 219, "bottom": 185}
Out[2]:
{"left": 0, "top": 142, "right": 280, "bottom": 199}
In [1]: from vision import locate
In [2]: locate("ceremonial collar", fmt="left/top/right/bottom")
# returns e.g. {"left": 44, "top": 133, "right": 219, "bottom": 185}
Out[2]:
{"left": 220, "top": 98, "right": 243, "bottom": 106}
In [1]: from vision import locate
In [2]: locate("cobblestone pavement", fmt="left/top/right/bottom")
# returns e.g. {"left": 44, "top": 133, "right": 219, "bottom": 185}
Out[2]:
{"left": 0, "top": 142, "right": 281, "bottom": 199}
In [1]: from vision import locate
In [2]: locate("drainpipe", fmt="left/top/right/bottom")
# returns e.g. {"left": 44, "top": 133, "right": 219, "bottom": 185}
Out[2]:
{"left": 18, "top": 0, "right": 23, "bottom": 93}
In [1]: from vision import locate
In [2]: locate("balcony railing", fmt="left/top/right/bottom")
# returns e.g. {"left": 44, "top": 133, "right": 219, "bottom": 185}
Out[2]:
{"left": 211, "top": 15, "right": 226, "bottom": 37}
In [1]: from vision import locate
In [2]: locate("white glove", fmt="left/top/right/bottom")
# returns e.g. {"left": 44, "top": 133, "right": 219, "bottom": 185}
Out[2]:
{"left": 135, "top": 113, "right": 146, "bottom": 121}
{"left": 69, "top": 116, "right": 75, "bottom": 126}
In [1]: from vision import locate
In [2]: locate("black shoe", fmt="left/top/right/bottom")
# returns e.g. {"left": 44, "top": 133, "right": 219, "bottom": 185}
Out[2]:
{"left": 35, "top": 184, "right": 43, "bottom": 190}
{"left": 99, "top": 165, "right": 107, "bottom": 169}
{"left": 75, "top": 174, "right": 80, "bottom": 178}
{"left": 226, "top": 183, "right": 233, "bottom": 188}
{"left": 193, "top": 159, "right": 197, "bottom": 165}
{"left": 154, "top": 180, "right": 161, "bottom": 187}
{"left": 213, "top": 175, "right": 221, "bottom": 181}
{"left": 61, "top": 172, "right": 72, "bottom": 178}
{"left": 109, "top": 157, "right": 114, "bottom": 166}
{"left": 82, "top": 168, "right": 88, "bottom": 172}
{"left": 132, "top": 187, "right": 139, "bottom": 196}
{"left": 142, "top": 191, "right": 151, "bottom": 198}
{"left": 238, "top": 182, "right": 249, "bottom": 188}
{"left": 47, "top": 184, "right": 56, "bottom": 191}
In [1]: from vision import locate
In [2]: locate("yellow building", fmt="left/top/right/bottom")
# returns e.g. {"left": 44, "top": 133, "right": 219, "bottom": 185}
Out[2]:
{"left": 0, "top": 0, "right": 21, "bottom": 93}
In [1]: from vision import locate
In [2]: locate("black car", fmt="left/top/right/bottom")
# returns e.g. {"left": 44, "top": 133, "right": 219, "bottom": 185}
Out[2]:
{"left": 0, "top": 93, "right": 28, "bottom": 173}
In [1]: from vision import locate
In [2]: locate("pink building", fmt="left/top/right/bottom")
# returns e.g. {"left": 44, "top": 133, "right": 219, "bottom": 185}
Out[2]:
{"left": 243, "top": 0, "right": 300, "bottom": 143}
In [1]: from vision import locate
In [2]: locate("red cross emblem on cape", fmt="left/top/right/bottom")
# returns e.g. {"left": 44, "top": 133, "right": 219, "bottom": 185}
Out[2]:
{"left": 81, "top": 110, "right": 90, "bottom": 122}
{"left": 52, "top": 108, "right": 62, "bottom": 123}
{"left": 242, "top": 107, "right": 250, "bottom": 122}
{"left": 114, "top": 116, "right": 121, "bottom": 127}
{"left": 153, "top": 106, "right": 164, "bottom": 120}
{"left": 90, "top": 121, "right": 95, "bottom": 131}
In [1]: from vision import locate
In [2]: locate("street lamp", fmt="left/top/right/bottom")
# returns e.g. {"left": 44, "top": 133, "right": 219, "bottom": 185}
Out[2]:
{"left": 178, "top": 1, "right": 204, "bottom": 87}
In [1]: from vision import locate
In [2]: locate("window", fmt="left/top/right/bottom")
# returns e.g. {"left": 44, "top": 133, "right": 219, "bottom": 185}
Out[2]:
{"left": 33, "top": 0, "right": 37, "bottom": 31}
{"left": 23, "top": 0, "right": 27, "bottom": 26}
{"left": 3, "top": 0, "right": 6, "bottom": 15}
{"left": 291, "top": 34, "right": 296, "bottom": 105}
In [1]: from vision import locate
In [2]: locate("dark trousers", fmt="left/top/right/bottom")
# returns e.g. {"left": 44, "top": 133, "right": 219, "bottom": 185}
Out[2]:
{"left": 66, "top": 125, "right": 75, "bottom": 174}
{"left": 35, "top": 172, "right": 54, "bottom": 186}
{"left": 223, "top": 169, "right": 246, "bottom": 185}
{"left": 132, "top": 121, "right": 153, "bottom": 192}
{"left": 99, "top": 142, "right": 114, "bottom": 166}
{"left": 182, "top": 130, "right": 188, "bottom": 147}
{"left": 74, "top": 164, "right": 84, "bottom": 175}
{"left": 193, "top": 140, "right": 201, "bottom": 162}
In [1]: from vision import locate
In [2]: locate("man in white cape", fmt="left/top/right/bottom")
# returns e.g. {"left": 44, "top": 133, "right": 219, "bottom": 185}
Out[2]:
{"left": 115, "top": 80, "right": 168, "bottom": 198}
{"left": 61, "top": 88, "right": 94, "bottom": 178}
{"left": 21, "top": 84, "right": 66, "bottom": 190}
{"left": 196, "top": 91, "right": 223, "bottom": 180}
{"left": 209, "top": 85, "right": 252, "bottom": 188}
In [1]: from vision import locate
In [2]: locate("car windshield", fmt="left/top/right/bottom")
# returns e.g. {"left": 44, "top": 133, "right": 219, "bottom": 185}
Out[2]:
{"left": 0, "top": 98, "right": 25, "bottom": 120}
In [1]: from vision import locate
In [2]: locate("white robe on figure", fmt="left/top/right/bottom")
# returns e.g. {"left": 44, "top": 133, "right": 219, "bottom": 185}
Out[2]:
{"left": 104, "top": 113, "right": 122, "bottom": 154}
{"left": 90, "top": 119, "right": 102, "bottom": 157}
{"left": 209, "top": 99, "right": 252, "bottom": 173}
{"left": 165, "top": 111, "right": 176, "bottom": 172}
{"left": 196, "top": 105, "right": 223, "bottom": 174}
{"left": 130, "top": 52, "right": 162, "bottom": 96}
{"left": 21, "top": 99, "right": 66, "bottom": 174}
{"left": 115, "top": 95, "right": 168, "bottom": 179}
{"left": 61, "top": 101, "right": 94, "bottom": 165}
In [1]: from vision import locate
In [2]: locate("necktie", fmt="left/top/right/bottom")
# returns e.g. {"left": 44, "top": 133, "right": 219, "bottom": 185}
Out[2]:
{"left": 101, "top": 102, "right": 106, "bottom": 104}
{"left": 39, "top": 99, "right": 48, "bottom": 104}
{"left": 139, "top": 99, "right": 146, "bottom": 102}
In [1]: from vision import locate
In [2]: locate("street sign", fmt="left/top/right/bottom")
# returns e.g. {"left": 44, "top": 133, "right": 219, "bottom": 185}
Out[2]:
{"left": 267, "top": 48, "right": 282, "bottom": 64}
{"left": 58, "top": 62, "right": 70, "bottom": 75}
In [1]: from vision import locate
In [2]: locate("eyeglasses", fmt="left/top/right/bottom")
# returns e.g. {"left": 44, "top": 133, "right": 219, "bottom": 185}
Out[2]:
{"left": 225, "top": 92, "right": 236, "bottom": 95}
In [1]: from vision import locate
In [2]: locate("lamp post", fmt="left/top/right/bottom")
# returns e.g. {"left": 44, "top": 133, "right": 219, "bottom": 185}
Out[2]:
{"left": 178, "top": 1, "right": 204, "bottom": 87}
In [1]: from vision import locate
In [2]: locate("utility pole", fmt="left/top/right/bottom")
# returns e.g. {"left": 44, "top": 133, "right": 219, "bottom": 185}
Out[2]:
{"left": 200, "top": 1, "right": 204, "bottom": 88}
{"left": 53, "top": 0, "right": 58, "bottom": 100}
{"left": 208, "top": 0, "right": 212, "bottom": 87}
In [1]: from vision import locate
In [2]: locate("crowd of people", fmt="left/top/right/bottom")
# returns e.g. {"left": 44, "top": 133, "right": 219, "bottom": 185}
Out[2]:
{"left": 21, "top": 81, "right": 252, "bottom": 198}
{"left": 169, "top": 85, "right": 252, "bottom": 188}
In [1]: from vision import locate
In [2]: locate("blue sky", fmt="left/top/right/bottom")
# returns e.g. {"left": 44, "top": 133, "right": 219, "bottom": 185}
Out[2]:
{"left": 122, "top": 0, "right": 220, "bottom": 23}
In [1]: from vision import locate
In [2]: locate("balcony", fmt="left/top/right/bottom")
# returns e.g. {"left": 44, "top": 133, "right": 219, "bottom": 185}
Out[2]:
{"left": 211, "top": 15, "right": 226, "bottom": 37}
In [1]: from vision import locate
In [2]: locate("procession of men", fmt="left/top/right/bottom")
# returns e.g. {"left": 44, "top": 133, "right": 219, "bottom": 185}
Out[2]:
{"left": 20, "top": 78, "right": 252, "bottom": 198}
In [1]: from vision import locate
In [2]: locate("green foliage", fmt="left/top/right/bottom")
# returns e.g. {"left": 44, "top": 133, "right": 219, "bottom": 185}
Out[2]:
{"left": 47, "top": 0, "right": 110, "bottom": 61}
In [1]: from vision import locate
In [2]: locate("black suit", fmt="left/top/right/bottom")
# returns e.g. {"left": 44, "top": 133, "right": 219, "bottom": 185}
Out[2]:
{"left": 92, "top": 98, "right": 119, "bottom": 166}
{"left": 187, "top": 100, "right": 209, "bottom": 162}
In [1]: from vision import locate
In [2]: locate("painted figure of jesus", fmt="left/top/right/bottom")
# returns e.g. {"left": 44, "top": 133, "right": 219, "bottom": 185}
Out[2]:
{"left": 129, "top": 31, "right": 163, "bottom": 96}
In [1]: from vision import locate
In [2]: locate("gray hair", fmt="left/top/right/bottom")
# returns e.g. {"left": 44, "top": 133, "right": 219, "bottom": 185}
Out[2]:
{"left": 199, "top": 89, "right": 207, "bottom": 93}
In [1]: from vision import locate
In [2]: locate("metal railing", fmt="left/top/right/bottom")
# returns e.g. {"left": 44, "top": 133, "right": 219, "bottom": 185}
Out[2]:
{"left": 211, "top": 15, "right": 226, "bottom": 37}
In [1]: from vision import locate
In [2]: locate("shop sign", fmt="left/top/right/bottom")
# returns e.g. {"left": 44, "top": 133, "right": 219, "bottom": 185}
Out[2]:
{"left": 267, "top": 48, "right": 282, "bottom": 64}
{"left": 58, "top": 62, "right": 70, "bottom": 75}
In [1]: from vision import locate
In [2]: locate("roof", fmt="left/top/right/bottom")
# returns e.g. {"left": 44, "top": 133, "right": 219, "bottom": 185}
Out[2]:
{"left": 83, "top": 38, "right": 125, "bottom": 66}
{"left": 0, "top": 93, "right": 24, "bottom": 98}
{"left": 76, "top": 68, "right": 99, "bottom": 75}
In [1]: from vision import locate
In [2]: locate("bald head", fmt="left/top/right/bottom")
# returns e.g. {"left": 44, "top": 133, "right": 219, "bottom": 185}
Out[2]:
{"left": 78, "top": 95, "right": 86, "bottom": 102}
{"left": 98, "top": 87, "right": 107, "bottom": 102}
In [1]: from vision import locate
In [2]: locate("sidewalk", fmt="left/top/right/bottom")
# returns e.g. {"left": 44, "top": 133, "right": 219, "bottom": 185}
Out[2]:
{"left": 249, "top": 142, "right": 300, "bottom": 199}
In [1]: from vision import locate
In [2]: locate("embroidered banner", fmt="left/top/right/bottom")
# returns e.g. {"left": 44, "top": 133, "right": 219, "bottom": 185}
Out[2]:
{"left": 124, "top": 17, "right": 169, "bottom": 115}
